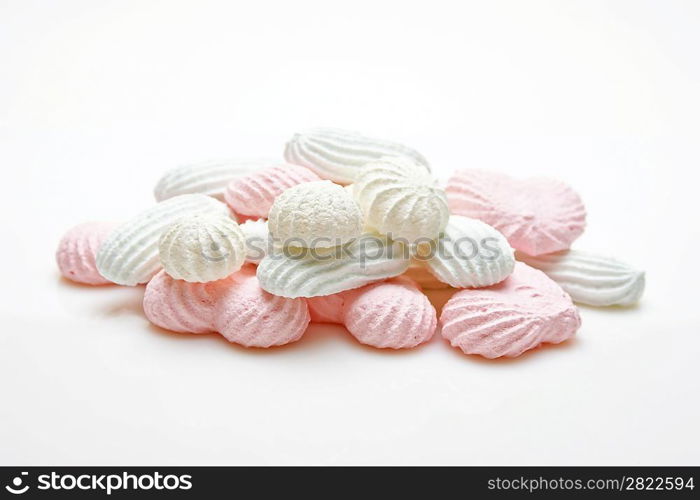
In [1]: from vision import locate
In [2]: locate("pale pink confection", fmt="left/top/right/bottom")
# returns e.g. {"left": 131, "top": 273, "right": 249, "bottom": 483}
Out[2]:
{"left": 306, "top": 294, "right": 346, "bottom": 324}
{"left": 56, "top": 222, "right": 119, "bottom": 285}
{"left": 143, "top": 269, "right": 236, "bottom": 334}
{"left": 342, "top": 277, "right": 437, "bottom": 349}
{"left": 224, "top": 164, "right": 321, "bottom": 217}
{"left": 440, "top": 262, "right": 581, "bottom": 358}
{"left": 214, "top": 267, "right": 310, "bottom": 347}
{"left": 143, "top": 265, "right": 309, "bottom": 347}
{"left": 445, "top": 169, "right": 586, "bottom": 256}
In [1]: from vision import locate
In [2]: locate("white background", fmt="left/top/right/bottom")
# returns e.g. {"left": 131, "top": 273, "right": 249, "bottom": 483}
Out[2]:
{"left": 1, "top": 0, "right": 698, "bottom": 465}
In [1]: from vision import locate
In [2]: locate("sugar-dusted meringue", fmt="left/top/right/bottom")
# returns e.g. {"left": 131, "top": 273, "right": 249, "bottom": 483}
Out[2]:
{"left": 96, "top": 195, "right": 232, "bottom": 286}
{"left": 284, "top": 127, "right": 429, "bottom": 184}
{"left": 517, "top": 249, "right": 645, "bottom": 306}
{"left": 446, "top": 169, "right": 586, "bottom": 256}
{"left": 224, "top": 163, "right": 321, "bottom": 217}
{"left": 440, "top": 262, "right": 581, "bottom": 358}
{"left": 353, "top": 156, "right": 449, "bottom": 243}
{"left": 267, "top": 180, "right": 363, "bottom": 248}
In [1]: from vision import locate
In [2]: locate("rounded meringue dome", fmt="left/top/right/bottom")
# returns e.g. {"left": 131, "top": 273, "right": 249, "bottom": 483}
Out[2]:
{"left": 267, "top": 180, "right": 363, "bottom": 248}
{"left": 159, "top": 214, "right": 246, "bottom": 282}
{"left": 353, "top": 156, "right": 449, "bottom": 243}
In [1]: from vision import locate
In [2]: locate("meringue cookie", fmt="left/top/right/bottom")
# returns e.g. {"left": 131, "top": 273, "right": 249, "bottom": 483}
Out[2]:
{"left": 96, "top": 195, "right": 232, "bottom": 286}
{"left": 343, "top": 277, "right": 437, "bottom": 349}
{"left": 422, "top": 215, "right": 514, "bottom": 288}
{"left": 154, "top": 159, "right": 267, "bottom": 201}
{"left": 516, "top": 249, "right": 645, "bottom": 306}
{"left": 224, "top": 163, "right": 321, "bottom": 217}
{"left": 256, "top": 233, "right": 410, "bottom": 298}
{"left": 143, "top": 269, "right": 236, "bottom": 333}
{"left": 56, "top": 222, "right": 119, "bottom": 285}
{"left": 353, "top": 156, "right": 449, "bottom": 243}
{"left": 158, "top": 214, "right": 246, "bottom": 282}
{"left": 214, "top": 267, "right": 310, "bottom": 347}
{"left": 440, "top": 262, "right": 581, "bottom": 358}
{"left": 445, "top": 169, "right": 586, "bottom": 256}
{"left": 284, "top": 127, "right": 429, "bottom": 184}
{"left": 144, "top": 266, "right": 310, "bottom": 347}
{"left": 239, "top": 219, "right": 270, "bottom": 264}
{"left": 267, "top": 180, "right": 363, "bottom": 248}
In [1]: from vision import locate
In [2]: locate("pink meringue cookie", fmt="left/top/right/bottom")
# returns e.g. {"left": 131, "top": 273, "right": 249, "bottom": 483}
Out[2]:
{"left": 343, "top": 277, "right": 437, "bottom": 349}
{"left": 445, "top": 169, "right": 586, "bottom": 256}
{"left": 440, "top": 262, "right": 581, "bottom": 358}
{"left": 56, "top": 222, "right": 119, "bottom": 285}
{"left": 143, "top": 269, "right": 237, "bottom": 333}
{"left": 308, "top": 277, "right": 437, "bottom": 349}
{"left": 143, "top": 265, "right": 309, "bottom": 347}
{"left": 214, "top": 268, "right": 310, "bottom": 347}
{"left": 224, "top": 163, "right": 321, "bottom": 217}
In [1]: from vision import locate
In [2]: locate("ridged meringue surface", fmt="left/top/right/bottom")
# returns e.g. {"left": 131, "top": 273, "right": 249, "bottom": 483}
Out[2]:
{"left": 143, "top": 266, "right": 310, "bottom": 347}
{"left": 239, "top": 219, "right": 270, "bottom": 264}
{"left": 353, "top": 156, "right": 449, "bottom": 243}
{"left": 158, "top": 214, "right": 246, "bottom": 282}
{"left": 256, "top": 234, "right": 410, "bottom": 298}
{"left": 517, "top": 249, "right": 645, "bottom": 306}
{"left": 440, "top": 262, "right": 581, "bottom": 358}
{"left": 154, "top": 159, "right": 266, "bottom": 201}
{"left": 96, "top": 195, "right": 232, "bottom": 286}
{"left": 224, "top": 163, "right": 321, "bottom": 217}
{"left": 343, "top": 277, "right": 437, "bottom": 349}
{"left": 445, "top": 169, "right": 586, "bottom": 256}
{"left": 284, "top": 127, "right": 429, "bottom": 184}
{"left": 268, "top": 180, "right": 363, "bottom": 248}
{"left": 423, "top": 215, "right": 515, "bottom": 288}
{"left": 214, "top": 268, "right": 310, "bottom": 347}
{"left": 56, "top": 222, "right": 119, "bottom": 285}
{"left": 143, "top": 269, "right": 236, "bottom": 333}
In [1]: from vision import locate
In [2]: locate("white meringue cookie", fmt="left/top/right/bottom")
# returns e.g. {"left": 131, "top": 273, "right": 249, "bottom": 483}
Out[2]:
{"left": 159, "top": 214, "right": 246, "bottom": 283}
{"left": 284, "top": 127, "right": 429, "bottom": 184}
{"left": 422, "top": 216, "right": 515, "bottom": 288}
{"left": 353, "top": 156, "right": 449, "bottom": 243}
{"left": 239, "top": 219, "right": 271, "bottom": 264}
{"left": 154, "top": 159, "right": 268, "bottom": 201}
{"left": 96, "top": 195, "right": 232, "bottom": 285}
{"left": 256, "top": 234, "right": 410, "bottom": 298}
{"left": 267, "top": 180, "right": 363, "bottom": 248}
{"left": 516, "top": 249, "right": 645, "bottom": 306}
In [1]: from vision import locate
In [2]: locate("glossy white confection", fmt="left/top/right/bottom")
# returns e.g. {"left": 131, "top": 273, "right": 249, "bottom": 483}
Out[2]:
{"left": 158, "top": 215, "right": 246, "bottom": 282}
{"left": 516, "top": 249, "right": 645, "bottom": 306}
{"left": 256, "top": 234, "right": 410, "bottom": 298}
{"left": 267, "top": 180, "right": 363, "bottom": 248}
{"left": 423, "top": 216, "right": 515, "bottom": 288}
{"left": 284, "top": 127, "right": 429, "bottom": 184}
{"left": 239, "top": 219, "right": 270, "bottom": 264}
{"left": 96, "top": 195, "right": 232, "bottom": 285}
{"left": 353, "top": 156, "right": 449, "bottom": 243}
{"left": 154, "top": 159, "right": 267, "bottom": 201}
